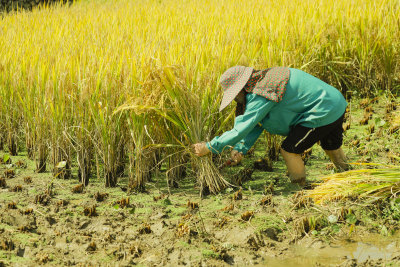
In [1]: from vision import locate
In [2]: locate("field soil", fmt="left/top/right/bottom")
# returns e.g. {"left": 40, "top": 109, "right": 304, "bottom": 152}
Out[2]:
{"left": 1, "top": 97, "right": 400, "bottom": 266}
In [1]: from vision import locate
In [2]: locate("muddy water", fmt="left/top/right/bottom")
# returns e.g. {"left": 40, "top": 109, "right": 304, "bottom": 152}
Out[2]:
{"left": 263, "top": 234, "right": 400, "bottom": 266}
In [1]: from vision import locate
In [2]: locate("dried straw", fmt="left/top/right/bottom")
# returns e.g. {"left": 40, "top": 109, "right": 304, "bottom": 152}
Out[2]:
{"left": 307, "top": 163, "right": 400, "bottom": 204}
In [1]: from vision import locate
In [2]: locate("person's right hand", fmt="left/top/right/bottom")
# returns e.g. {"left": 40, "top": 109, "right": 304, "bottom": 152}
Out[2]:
{"left": 230, "top": 150, "right": 243, "bottom": 166}
{"left": 192, "top": 142, "right": 210, "bottom": 157}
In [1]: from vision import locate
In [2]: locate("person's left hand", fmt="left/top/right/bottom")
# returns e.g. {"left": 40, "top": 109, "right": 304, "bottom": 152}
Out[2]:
{"left": 192, "top": 142, "right": 210, "bottom": 157}
{"left": 230, "top": 150, "right": 243, "bottom": 166}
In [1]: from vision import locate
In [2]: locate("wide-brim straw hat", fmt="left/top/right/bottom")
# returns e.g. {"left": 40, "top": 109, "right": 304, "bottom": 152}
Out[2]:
{"left": 219, "top": 66, "right": 254, "bottom": 112}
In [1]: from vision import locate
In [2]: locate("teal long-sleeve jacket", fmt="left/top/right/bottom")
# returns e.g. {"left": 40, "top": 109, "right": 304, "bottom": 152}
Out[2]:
{"left": 206, "top": 68, "right": 348, "bottom": 155}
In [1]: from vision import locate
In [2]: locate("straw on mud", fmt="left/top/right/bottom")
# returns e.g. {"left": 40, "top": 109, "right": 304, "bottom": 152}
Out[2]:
{"left": 307, "top": 164, "right": 400, "bottom": 204}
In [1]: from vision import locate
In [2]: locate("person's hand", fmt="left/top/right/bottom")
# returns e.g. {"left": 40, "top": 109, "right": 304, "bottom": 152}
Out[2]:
{"left": 192, "top": 142, "right": 210, "bottom": 157}
{"left": 230, "top": 150, "right": 243, "bottom": 166}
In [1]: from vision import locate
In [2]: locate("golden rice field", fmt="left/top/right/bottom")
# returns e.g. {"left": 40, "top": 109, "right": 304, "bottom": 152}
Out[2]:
{"left": 0, "top": 0, "right": 399, "bottom": 193}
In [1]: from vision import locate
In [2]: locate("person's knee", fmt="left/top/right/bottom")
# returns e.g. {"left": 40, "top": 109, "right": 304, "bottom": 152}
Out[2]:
{"left": 280, "top": 147, "right": 301, "bottom": 156}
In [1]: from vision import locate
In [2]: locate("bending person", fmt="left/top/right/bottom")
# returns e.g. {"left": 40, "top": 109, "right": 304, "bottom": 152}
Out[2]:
{"left": 193, "top": 66, "right": 350, "bottom": 186}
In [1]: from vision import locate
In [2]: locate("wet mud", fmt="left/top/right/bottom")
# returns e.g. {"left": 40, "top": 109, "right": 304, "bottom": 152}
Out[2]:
{"left": 0, "top": 98, "right": 399, "bottom": 266}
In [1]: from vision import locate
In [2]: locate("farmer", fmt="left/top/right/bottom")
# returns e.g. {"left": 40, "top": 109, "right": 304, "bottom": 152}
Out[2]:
{"left": 193, "top": 66, "right": 350, "bottom": 186}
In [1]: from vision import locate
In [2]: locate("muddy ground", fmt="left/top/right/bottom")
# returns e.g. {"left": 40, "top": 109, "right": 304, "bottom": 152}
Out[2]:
{"left": 1, "top": 97, "right": 400, "bottom": 267}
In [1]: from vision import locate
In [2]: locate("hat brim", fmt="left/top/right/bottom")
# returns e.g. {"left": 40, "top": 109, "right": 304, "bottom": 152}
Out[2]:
{"left": 219, "top": 67, "right": 253, "bottom": 112}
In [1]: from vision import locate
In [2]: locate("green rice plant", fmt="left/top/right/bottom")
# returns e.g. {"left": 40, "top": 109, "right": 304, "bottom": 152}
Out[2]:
{"left": 116, "top": 65, "right": 231, "bottom": 195}
{"left": 63, "top": 76, "right": 96, "bottom": 185}
{"left": 128, "top": 121, "right": 161, "bottom": 192}
{"left": 17, "top": 88, "right": 36, "bottom": 160}
{"left": 14, "top": 65, "right": 51, "bottom": 172}
{"left": 155, "top": 66, "right": 231, "bottom": 196}
{"left": 308, "top": 163, "right": 400, "bottom": 204}
{"left": 0, "top": 79, "right": 20, "bottom": 156}
{"left": 34, "top": 92, "right": 51, "bottom": 173}
{"left": 48, "top": 73, "right": 74, "bottom": 179}
{"left": 116, "top": 63, "right": 177, "bottom": 191}
{"left": 0, "top": 0, "right": 399, "bottom": 191}
{"left": 264, "top": 132, "right": 283, "bottom": 161}
{"left": 166, "top": 149, "right": 188, "bottom": 189}
{"left": 64, "top": 111, "right": 94, "bottom": 185}
{"left": 0, "top": 128, "right": 4, "bottom": 151}
{"left": 90, "top": 95, "right": 126, "bottom": 187}
{"left": 124, "top": 107, "right": 158, "bottom": 192}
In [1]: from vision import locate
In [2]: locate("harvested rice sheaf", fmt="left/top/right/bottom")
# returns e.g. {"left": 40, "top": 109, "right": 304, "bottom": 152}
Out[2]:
{"left": 214, "top": 216, "right": 230, "bottom": 228}
{"left": 307, "top": 164, "right": 400, "bottom": 204}
{"left": 221, "top": 203, "right": 234, "bottom": 212}
{"left": 94, "top": 192, "right": 108, "bottom": 202}
{"left": 241, "top": 211, "right": 254, "bottom": 221}
{"left": 72, "top": 184, "right": 84, "bottom": 193}
{"left": 0, "top": 239, "right": 14, "bottom": 251}
{"left": 15, "top": 160, "right": 27, "bottom": 168}
{"left": 138, "top": 223, "right": 152, "bottom": 234}
{"left": 21, "top": 208, "right": 33, "bottom": 215}
{"left": 10, "top": 185, "right": 22, "bottom": 192}
{"left": 153, "top": 194, "right": 166, "bottom": 201}
{"left": 24, "top": 176, "right": 32, "bottom": 183}
{"left": 117, "top": 197, "right": 130, "bottom": 208}
{"left": 86, "top": 241, "right": 97, "bottom": 252}
{"left": 34, "top": 194, "right": 51, "bottom": 205}
{"left": 232, "top": 188, "right": 243, "bottom": 200}
{"left": 4, "top": 169, "right": 15, "bottom": 178}
{"left": 388, "top": 111, "right": 400, "bottom": 134}
{"left": 259, "top": 195, "right": 272, "bottom": 206}
{"left": 7, "top": 202, "right": 17, "bottom": 209}
{"left": 56, "top": 200, "right": 69, "bottom": 207}
{"left": 187, "top": 200, "right": 199, "bottom": 210}
{"left": 83, "top": 205, "right": 97, "bottom": 217}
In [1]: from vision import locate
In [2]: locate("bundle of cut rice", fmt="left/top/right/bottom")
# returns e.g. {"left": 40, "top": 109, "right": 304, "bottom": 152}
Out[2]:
{"left": 307, "top": 164, "right": 400, "bottom": 204}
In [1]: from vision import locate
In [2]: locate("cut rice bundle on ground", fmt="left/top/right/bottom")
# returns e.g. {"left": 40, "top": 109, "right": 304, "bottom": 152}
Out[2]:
{"left": 307, "top": 164, "right": 400, "bottom": 204}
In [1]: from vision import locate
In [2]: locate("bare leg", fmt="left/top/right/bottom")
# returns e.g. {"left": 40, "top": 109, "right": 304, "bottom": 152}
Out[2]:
{"left": 280, "top": 148, "right": 306, "bottom": 186}
{"left": 324, "top": 147, "right": 350, "bottom": 171}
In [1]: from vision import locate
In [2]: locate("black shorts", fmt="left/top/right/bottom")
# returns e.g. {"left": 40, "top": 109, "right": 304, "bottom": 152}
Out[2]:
{"left": 281, "top": 114, "right": 345, "bottom": 154}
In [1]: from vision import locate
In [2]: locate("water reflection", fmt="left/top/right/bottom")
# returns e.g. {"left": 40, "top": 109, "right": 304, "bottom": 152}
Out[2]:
{"left": 263, "top": 234, "right": 399, "bottom": 266}
{"left": 348, "top": 241, "right": 397, "bottom": 262}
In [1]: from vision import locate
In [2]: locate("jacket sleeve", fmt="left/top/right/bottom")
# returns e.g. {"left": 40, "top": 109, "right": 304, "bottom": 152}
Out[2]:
{"left": 206, "top": 94, "right": 275, "bottom": 154}
{"left": 233, "top": 124, "right": 264, "bottom": 155}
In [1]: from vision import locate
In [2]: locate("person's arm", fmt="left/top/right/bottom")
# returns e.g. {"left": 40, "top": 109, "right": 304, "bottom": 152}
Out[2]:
{"left": 233, "top": 123, "right": 264, "bottom": 155}
{"left": 206, "top": 94, "right": 275, "bottom": 154}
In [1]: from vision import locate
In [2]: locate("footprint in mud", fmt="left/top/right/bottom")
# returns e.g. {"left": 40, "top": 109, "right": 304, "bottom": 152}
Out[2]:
{"left": 0, "top": 209, "right": 37, "bottom": 231}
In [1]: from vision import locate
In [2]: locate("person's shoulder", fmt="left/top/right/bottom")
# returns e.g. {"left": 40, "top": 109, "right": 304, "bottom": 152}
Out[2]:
{"left": 245, "top": 94, "right": 274, "bottom": 111}
{"left": 246, "top": 93, "right": 267, "bottom": 103}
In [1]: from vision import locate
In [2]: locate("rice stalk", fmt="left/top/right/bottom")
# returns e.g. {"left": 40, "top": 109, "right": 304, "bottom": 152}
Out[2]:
{"left": 166, "top": 150, "right": 187, "bottom": 189}
{"left": 265, "top": 132, "right": 282, "bottom": 161}
{"left": 49, "top": 76, "right": 73, "bottom": 179}
{"left": 153, "top": 65, "right": 231, "bottom": 196}
{"left": 0, "top": 79, "right": 20, "bottom": 156}
{"left": 91, "top": 98, "right": 126, "bottom": 187}
{"left": 33, "top": 89, "right": 50, "bottom": 173}
{"left": 307, "top": 164, "right": 400, "bottom": 204}
{"left": 115, "top": 64, "right": 231, "bottom": 195}
{"left": 0, "top": 130, "right": 4, "bottom": 151}
{"left": 0, "top": 0, "right": 399, "bottom": 191}
{"left": 126, "top": 111, "right": 157, "bottom": 192}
